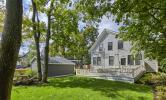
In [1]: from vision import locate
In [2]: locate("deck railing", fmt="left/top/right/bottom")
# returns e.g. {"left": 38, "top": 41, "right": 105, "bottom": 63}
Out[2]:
{"left": 76, "top": 65, "right": 145, "bottom": 78}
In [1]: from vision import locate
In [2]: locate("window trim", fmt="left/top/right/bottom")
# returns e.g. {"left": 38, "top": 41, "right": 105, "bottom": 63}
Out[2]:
{"left": 121, "top": 58, "right": 126, "bottom": 65}
{"left": 118, "top": 40, "right": 123, "bottom": 50}
{"left": 108, "top": 42, "right": 113, "bottom": 51}
{"left": 93, "top": 57, "right": 97, "bottom": 65}
{"left": 135, "top": 54, "right": 142, "bottom": 65}
{"left": 99, "top": 44, "right": 103, "bottom": 51}
{"left": 109, "top": 56, "right": 114, "bottom": 66}
{"left": 97, "top": 57, "right": 101, "bottom": 66}
{"left": 128, "top": 55, "right": 134, "bottom": 65}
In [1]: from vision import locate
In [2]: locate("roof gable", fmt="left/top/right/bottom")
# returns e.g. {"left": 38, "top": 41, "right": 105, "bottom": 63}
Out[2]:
{"left": 89, "top": 29, "right": 117, "bottom": 52}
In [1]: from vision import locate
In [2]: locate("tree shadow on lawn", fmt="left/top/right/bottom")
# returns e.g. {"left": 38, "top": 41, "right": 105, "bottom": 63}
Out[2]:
{"left": 36, "top": 76, "right": 152, "bottom": 99}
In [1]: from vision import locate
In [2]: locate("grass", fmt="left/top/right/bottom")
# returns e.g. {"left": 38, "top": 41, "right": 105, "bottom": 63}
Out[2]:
{"left": 136, "top": 72, "right": 166, "bottom": 100}
{"left": 155, "top": 85, "right": 166, "bottom": 100}
{"left": 12, "top": 76, "right": 153, "bottom": 100}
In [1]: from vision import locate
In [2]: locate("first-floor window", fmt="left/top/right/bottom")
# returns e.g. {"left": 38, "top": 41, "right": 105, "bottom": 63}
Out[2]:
{"left": 109, "top": 56, "right": 114, "bottom": 66}
{"left": 97, "top": 57, "right": 101, "bottom": 66}
{"left": 121, "top": 58, "right": 126, "bottom": 65}
{"left": 128, "top": 55, "right": 134, "bottom": 65}
{"left": 93, "top": 57, "right": 97, "bottom": 65}
{"left": 135, "top": 54, "right": 142, "bottom": 65}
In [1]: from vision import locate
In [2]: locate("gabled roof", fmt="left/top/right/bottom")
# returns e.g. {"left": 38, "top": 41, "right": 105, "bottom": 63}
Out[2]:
{"left": 49, "top": 56, "right": 75, "bottom": 65}
{"left": 31, "top": 56, "right": 75, "bottom": 65}
{"left": 89, "top": 29, "right": 117, "bottom": 52}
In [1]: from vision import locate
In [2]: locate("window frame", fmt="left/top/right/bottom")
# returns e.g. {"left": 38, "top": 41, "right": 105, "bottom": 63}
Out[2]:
{"left": 121, "top": 58, "right": 126, "bottom": 65}
{"left": 118, "top": 40, "right": 123, "bottom": 49}
{"left": 97, "top": 57, "right": 101, "bottom": 66}
{"left": 135, "top": 54, "right": 142, "bottom": 65}
{"left": 93, "top": 57, "right": 97, "bottom": 65}
{"left": 109, "top": 56, "right": 114, "bottom": 66}
{"left": 108, "top": 42, "right": 113, "bottom": 51}
{"left": 128, "top": 55, "right": 134, "bottom": 65}
{"left": 99, "top": 44, "right": 103, "bottom": 51}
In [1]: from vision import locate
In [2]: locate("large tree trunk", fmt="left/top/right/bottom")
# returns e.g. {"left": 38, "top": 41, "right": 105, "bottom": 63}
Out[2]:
{"left": 42, "top": 13, "right": 51, "bottom": 82}
{"left": 31, "top": 0, "right": 42, "bottom": 81}
{"left": 0, "top": 0, "right": 23, "bottom": 100}
{"left": 42, "top": 0, "right": 54, "bottom": 82}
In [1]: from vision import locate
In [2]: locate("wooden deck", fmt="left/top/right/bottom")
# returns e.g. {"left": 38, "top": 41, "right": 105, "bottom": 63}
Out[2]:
{"left": 76, "top": 66, "right": 146, "bottom": 83}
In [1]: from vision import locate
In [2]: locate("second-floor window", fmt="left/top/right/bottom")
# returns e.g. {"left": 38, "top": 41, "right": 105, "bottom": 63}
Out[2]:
{"left": 99, "top": 44, "right": 103, "bottom": 51}
{"left": 108, "top": 42, "right": 113, "bottom": 50}
{"left": 118, "top": 40, "right": 123, "bottom": 49}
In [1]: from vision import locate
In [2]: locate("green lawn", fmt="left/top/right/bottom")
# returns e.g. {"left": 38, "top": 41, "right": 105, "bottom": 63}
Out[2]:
{"left": 12, "top": 76, "right": 153, "bottom": 100}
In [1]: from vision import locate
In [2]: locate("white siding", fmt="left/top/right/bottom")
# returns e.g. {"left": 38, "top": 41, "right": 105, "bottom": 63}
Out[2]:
{"left": 90, "top": 29, "right": 158, "bottom": 72}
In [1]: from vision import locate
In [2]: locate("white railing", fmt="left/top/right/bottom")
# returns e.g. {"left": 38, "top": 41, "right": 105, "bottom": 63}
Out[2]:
{"left": 76, "top": 69, "right": 91, "bottom": 75}
{"left": 76, "top": 66, "right": 145, "bottom": 78}
{"left": 132, "top": 65, "right": 145, "bottom": 78}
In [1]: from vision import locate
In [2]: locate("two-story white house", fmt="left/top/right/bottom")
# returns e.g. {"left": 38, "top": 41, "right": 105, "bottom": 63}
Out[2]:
{"left": 76, "top": 29, "right": 158, "bottom": 83}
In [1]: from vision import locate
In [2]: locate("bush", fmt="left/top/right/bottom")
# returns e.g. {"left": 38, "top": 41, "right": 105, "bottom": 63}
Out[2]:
{"left": 136, "top": 73, "right": 161, "bottom": 85}
{"left": 159, "top": 66, "right": 166, "bottom": 73}
{"left": 13, "top": 68, "right": 38, "bottom": 86}
{"left": 136, "top": 72, "right": 166, "bottom": 85}
{"left": 14, "top": 68, "right": 32, "bottom": 76}
{"left": 156, "top": 86, "right": 166, "bottom": 100}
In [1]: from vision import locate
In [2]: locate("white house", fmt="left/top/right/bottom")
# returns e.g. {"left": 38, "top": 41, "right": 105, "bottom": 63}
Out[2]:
{"left": 76, "top": 29, "right": 158, "bottom": 83}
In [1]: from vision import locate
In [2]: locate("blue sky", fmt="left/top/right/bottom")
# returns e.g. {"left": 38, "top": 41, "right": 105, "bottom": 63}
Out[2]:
{"left": 22, "top": 0, "right": 120, "bottom": 33}
{"left": 19, "top": 0, "right": 120, "bottom": 55}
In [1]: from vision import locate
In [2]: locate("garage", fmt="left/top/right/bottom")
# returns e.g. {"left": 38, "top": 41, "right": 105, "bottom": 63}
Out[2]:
{"left": 31, "top": 56, "right": 75, "bottom": 77}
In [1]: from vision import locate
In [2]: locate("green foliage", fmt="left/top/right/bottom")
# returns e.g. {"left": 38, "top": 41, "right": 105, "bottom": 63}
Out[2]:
{"left": 156, "top": 86, "right": 166, "bottom": 100}
{"left": 159, "top": 66, "right": 166, "bottom": 73}
{"left": 75, "top": 0, "right": 166, "bottom": 67}
{"left": 136, "top": 72, "right": 166, "bottom": 85}
{"left": 14, "top": 69, "right": 33, "bottom": 77}
{"left": 0, "top": 11, "right": 5, "bottom": 32}
{"left": 12, "top": 76, "right": 153, "bottom": 100}
{"left": 110, "top": 0, "right": 166, "bottom": 64}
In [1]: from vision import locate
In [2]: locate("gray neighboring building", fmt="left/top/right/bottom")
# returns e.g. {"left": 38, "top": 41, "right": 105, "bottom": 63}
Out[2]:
{"left": 31, "top": 56, "right": 75, "bottom": 77}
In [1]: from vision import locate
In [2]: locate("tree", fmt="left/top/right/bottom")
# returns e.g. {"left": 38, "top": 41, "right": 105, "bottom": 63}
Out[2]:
{"left": 42, "top": 0, "right": 55, "bottom": 82}
{"left": 0, "top": 0, "right": 23, "bottom": 100}
{"left": 49, "top": 5, "right": 79, "bottom": 57}
{"left": 31, "top": 0, "right": 42, "bottom": 81}
{"left": 77, "top": 0, "right": 166, "bottom": 64}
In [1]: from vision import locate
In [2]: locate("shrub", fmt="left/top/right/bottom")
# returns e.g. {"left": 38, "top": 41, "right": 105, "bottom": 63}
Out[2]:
{"left": 159, "top": 66, "right": 166, "bottom": 73}
{"left": 136, "top": 72, "right": 166, "bottom": 85}
{"left": 136, "top": 73, "right": 161, "bottom": 85}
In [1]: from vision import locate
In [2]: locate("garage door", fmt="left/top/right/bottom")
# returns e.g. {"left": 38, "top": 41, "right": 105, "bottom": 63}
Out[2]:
{"left": 48, "top": 64, "right": 74, "bottom": 77}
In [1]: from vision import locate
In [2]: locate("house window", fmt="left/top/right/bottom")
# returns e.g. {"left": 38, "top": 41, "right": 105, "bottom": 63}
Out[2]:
{"left": 135, "top": 54, "right": 142, "bottom": 65}
{"left": 128, "top": 55, "right": 134, "bottom": 65}
{"left": 99, "top": 44, "right": 103, "bottom": 51}
{"left": 109, "top": 56, "right": 114, "bottom": 66}
{"left": 93, "top": 57, "right": 97, "bottom": 65}
{"left": 118, "top": 40, "right": 123, "bottom": 49}
{"left": 108, "top": 42, "right": 113, "bottom": 50}
{"left": 97, "top": 57, "right": 101, "bottom": 66}
{"left": 121, "top": 58, "right": 126, "bottom": 65}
